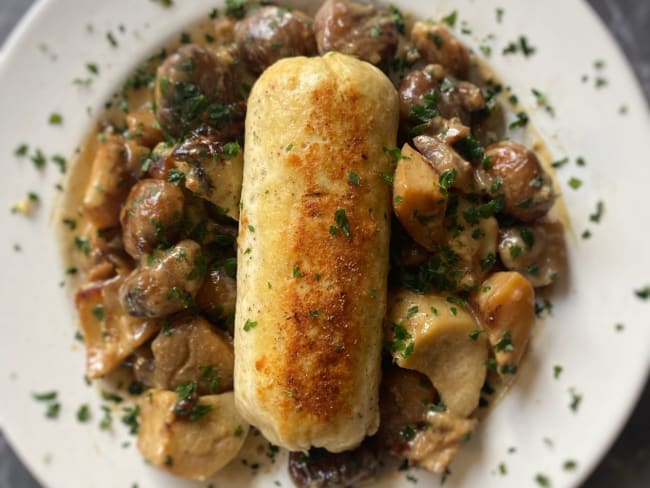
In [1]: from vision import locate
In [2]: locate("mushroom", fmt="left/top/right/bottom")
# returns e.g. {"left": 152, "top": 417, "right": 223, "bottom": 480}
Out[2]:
{"left": 196, "top": 260, "right": 237, "bottom": 327}
{"left": 405, "top": 410, "right": 477, "bottom": 475}
{"left": 126, "top": 106, "right": 164, "bottom": 148}
{"left": 472, "top": 272, "right": 535, "bottom": 375}
{"left": 171, "top": 129, "right": 243, "bottom": 220}
{"left": 235, "top": 6, "right": 317, "bottom": 74}
{"left": 314, "top": 0, "right": 399, "bottom": 67}
{"left": 154, "top": 44, "right": 238, "bottom": 138}
{"left": 498, "top": 220, "right": 567, "bottom": 287}
{"left": 150, "top": 315, "right": 234, "bottom": 394}
{"left": 443, "top": 197, "right": 499, "bottom": 290}
{"left": 477, "top": 140, "right": 555, "bottom": 222}
{"left": 120, "top": 179, "right": 185, "bottom": 259}
{"left": 75, "top": 273, "right": 160, "bottom": 379}
{"left": 411, "top": 21, "right": 470, "bottom": 78}
{"left": 413, "top": 134, "right": 474, "bottom": 192}
{"left": 392, "top": 143, "right": 448, "bottom": 251}
{"left": 119, "top": 240, "right": 205, "bottom": 318}
{"left": 81, "top": 134, "right": 138, "bottom": 229}
{"left": 137, "top": 389, "right": 248, "bottom": 480}
{"left": 386, "top": 290, "right": 487, "bottom": 418}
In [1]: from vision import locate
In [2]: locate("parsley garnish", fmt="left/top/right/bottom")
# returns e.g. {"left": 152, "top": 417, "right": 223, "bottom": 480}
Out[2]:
{"left": 92, "top": 304, "right": 105, "bottom": 321}
{"left": 569, "top": 388, "right": 582, "bottom": 412}
{"left": 442, "top": 10, "right": 458, "bottom": 28}
{"left": 568, "top": 177, "right": 582, "bottom": 189}
{"left": 348, "top": 172, "right": 360, "bottom": 185}
{"left": 243, "top": 319, "right": 258, "bottom": 332}
{"left": 410, "top": 90, "right": 439, "bottom": 122}
{"left": 333, "top": 208, "right": 352, "bottom": 238}
{"left": 509, "top": 111, "right": 529, "bottom": 129}
{"left": 635, "top": 286, "right": 650, "bottom": 300}
{"left": 49, "top": 113, "right": 63, "bottom": 125}
{"left": 439, "top": 169, "right": 457, "bottom": 195}
{"left": 589, "top": 201, "right": 604, "bottom": 222}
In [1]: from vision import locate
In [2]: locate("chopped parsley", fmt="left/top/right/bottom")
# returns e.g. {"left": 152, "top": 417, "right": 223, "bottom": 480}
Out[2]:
{"left": 49, "top": 113, "right": 63, "bottom": 125}
{"left": 509, "top": 111, "right": 529, "bottom": 129}
{"left": 106, "top": 31, "right": 118, "bottom": 47}
{"left": 553, "top": 365, "right": 563, "bottom": 379}
{"left": 534, "top": 474, "right": 550, "bottom": 487}
{"left": 74, "top": 236, "right": 91, "bottom": 255}
{"left": 568, "top": 177, "right": 582, "bottom": 190}
{"left": 442, "top": 10, "right": 458, "bottom": 28}
{"left": 569, "top": 388, "right": 583, "bottom": 412}
{"left": 439, "top": 169, "right": 457, "bottom": 195}
{"left": 225, "top": 0, "right": 246, "bottom": 19}
{"left": 167, "top": 168, "right": 186, "bottom": 184}
{"left": 410, "top": 90, "right": 439, "bottom": 122}
{"left": 493, "top": 331, "right": 514, "bottom": 352}
{"left": 469, "top": 329, "right": 484, "bottom": 341}
{"left": 30, "top": 149, "right": 46, "bottom": 169}
{"left": 563, "top": 460, "right": 577, "bottom": 471}
{"left": 15, "top": 143, "right": 29, "bottom": 156}
{"left": 388, "top": 5, "right": 406, "bottom": 34}
{"left": 223, "top": 141, "right": 240, "bottom": 159}
{"left": 635, "top": 286, "right": 650, "bottom": 300}
{"left": 348, "top": 172, "right": 360, "bottom": 185}
{"left": 92, "top": 304, "right": 105, "bottom": 321}
{"left": 243, "top": 319, "right": 258, "bottom": 332}
{"left": 531, "top": 88, "right": 554, "bottom": 116}
{"left": 333, "top": 208, "right": 352, "bottom": 238}
{"left": 589, "top": 201, "right": 604, "bottom": 222}
{"left": 33, "top": 391, "right": 58, "bottom": 401}
{"left": 77, "top": 404, "right": 91, "bottom": 422}
{"left": 121, "top": 405, "right": 141, "bottom": 434}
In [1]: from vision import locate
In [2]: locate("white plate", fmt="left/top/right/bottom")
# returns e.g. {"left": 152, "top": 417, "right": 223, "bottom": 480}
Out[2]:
{"left": 1, "top": 0, "right": 649, "bottom": 487}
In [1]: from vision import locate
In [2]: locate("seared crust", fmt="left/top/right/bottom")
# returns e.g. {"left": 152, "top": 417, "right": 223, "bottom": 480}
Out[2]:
{"left": 235, "top": 53, "right": 399, "bottom": 452}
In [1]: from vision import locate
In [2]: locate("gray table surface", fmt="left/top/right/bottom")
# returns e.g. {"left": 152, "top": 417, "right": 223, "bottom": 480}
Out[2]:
{"left": 0, "top": 1, "right": 648, "bottom": 487}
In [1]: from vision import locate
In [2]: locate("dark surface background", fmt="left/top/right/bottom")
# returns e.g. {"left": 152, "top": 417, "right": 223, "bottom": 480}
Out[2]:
{"left": 0, "top": 0, "right": 648, "bottom": 487}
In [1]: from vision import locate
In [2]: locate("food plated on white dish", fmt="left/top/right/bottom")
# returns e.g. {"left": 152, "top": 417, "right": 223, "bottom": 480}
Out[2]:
{"left": 0, "top": 0, "right": 649, "bottom": 487}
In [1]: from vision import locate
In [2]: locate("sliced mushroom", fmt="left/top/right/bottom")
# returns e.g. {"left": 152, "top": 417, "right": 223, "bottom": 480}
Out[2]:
{"left": 413, "top": 134, "right": 474, "bottom": 192}
{"left": 145, "top": 141, "right": 176, "bottom": 180}
{"left": 151, "top": 315, "right": 234, "bottom": 394}
{"left": 76, "top": 274, "right": 160, "bottom": 379}
{"left": 314, "top": 0, "right": 399, "bottom": 67}
{"left": 172, "top": 130, "right": 243, "bottom": 220}
{"left": 235, "top": 6, "right": 317, "bottom": 74}
{"left": 119, "top": 240, "right": 206, "bottom": 318}
{"left": 393, "top": 144, "right": 448, "bottom": 251}
{"left": 196, "top": 260, "right": 237, "bottom": 327}
{"left": 120, "top": 179, "right": 185, "bottom": 259}
{"left": 477, "top": 140, "right": 555, "bottom": 222}
{"left": 405, "top": 410, "right": 477, "bottom": 475}
{"left": 81, "top": 135, "right": 135, "bottom": 229}
{"left": 498, "top": 220, "right": 567, "bottom": 287}
{"left": 443, "top": 197, "right": 499, "bottom": 290}
{"left": 126, "top": 106, "right": 164, "bottom": 148}
{"left": 137, "top": 389, "right": 248, "bottom": 480}
{"left": 386, "top": 290, "right": 487, "bottom": 418}
{"left": 472, "top": 272, "right": 535, "bottom": 375}
{"left": 399, "top": 65, "right": 485, "bottom": 128}
{"left": 411, "top": 22, "right": 470, "bottom": 78}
